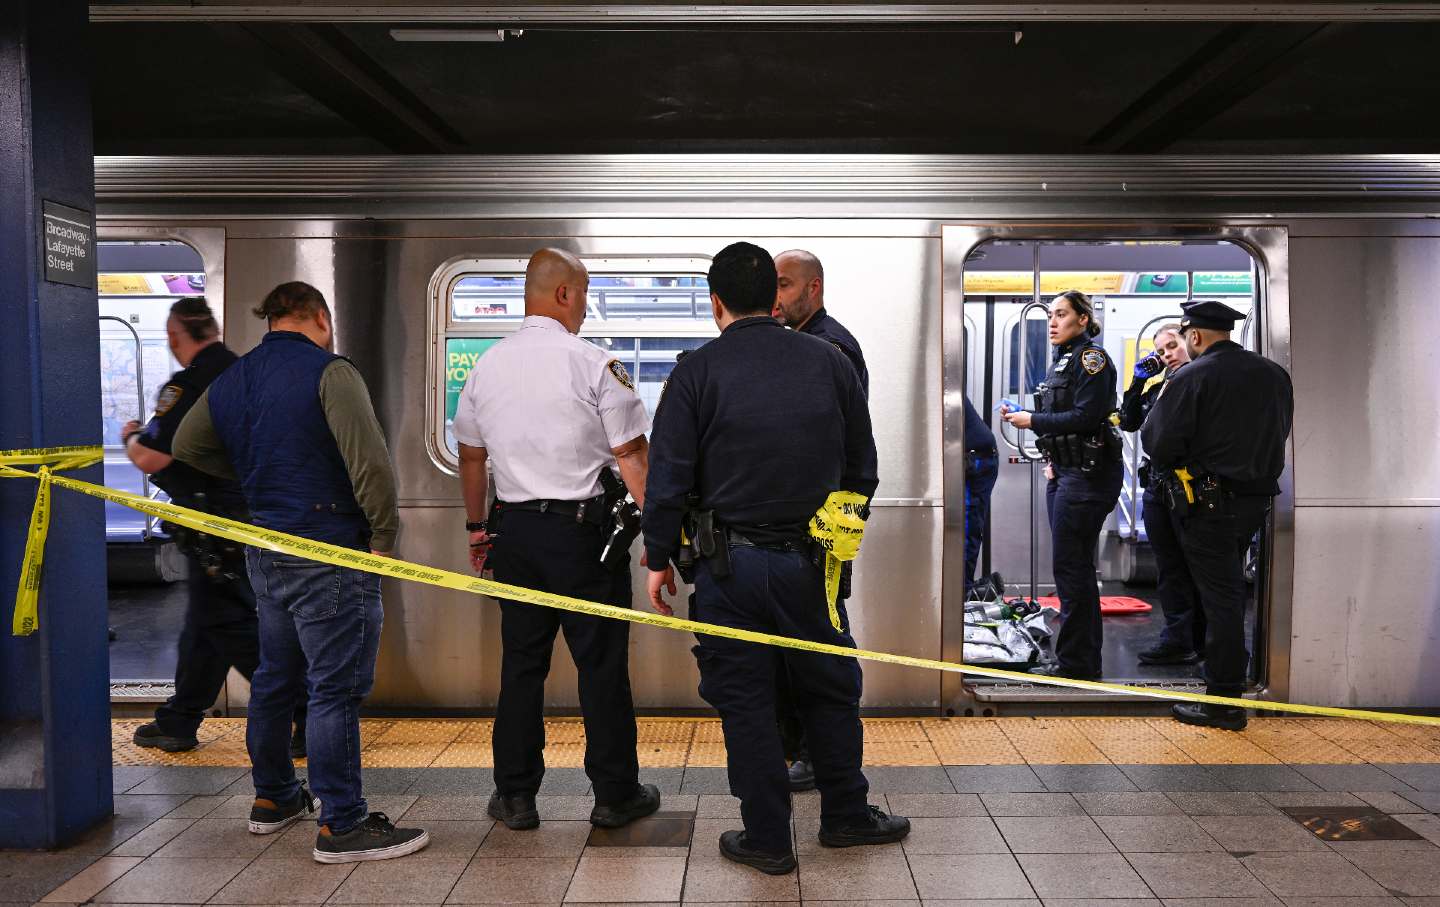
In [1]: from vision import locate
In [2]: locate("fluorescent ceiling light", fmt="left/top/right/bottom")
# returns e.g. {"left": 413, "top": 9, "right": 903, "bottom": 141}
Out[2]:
{"left": 389, "top": 28, "right": 522, "bottom": 42}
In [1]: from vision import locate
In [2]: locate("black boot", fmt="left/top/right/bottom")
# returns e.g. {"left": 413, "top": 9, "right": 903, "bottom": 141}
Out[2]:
{"left": 818, "top": 805, "right": 911, "bottom": 848}
{"left": 787, "top": 759, "right": 815, "bottom": 792}
{"left": 718, "top": 830, "right": 796, "bottom": 875}
{"left": 487, "top": 791, "right": 540, "bottom": 830}
{"left": 590, "top": 783, "right": 661, "bottom": 828}
{"left": 1172, "top": 702, "right": 1248, "bottom": 731}
{"left": 1138, "top": 645, "right": 1201, "bottom": 666}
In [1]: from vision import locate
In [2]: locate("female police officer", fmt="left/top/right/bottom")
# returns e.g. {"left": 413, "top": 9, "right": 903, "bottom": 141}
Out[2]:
{"left": 1003, "top": 290, "right": 1122, "bottom": 680}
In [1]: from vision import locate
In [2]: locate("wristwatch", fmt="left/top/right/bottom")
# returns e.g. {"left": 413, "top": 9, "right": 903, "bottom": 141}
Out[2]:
{"left": 465, "top": 520, "right": 487, "bottom": 533}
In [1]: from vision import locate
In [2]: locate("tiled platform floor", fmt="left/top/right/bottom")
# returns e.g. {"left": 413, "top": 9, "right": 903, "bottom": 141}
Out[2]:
{"left": 6, "top": 717, "right": 1440, "bottom": 906}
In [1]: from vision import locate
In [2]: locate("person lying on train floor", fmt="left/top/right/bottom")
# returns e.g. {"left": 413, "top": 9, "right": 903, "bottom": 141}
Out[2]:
{"left": 121, "top": 296, "right": 308, "bottom": 759}
{"left": 451, "top": 247, "right": 660, "bottom": 834}
{"left": 1121, "top": 324, "right": 1206, "bottom": 669}
{"left": 172, "top": 281, "right": 429, "bottom": 863}
{"left": 769, "top": 249, "right": 871, "bottom": 795}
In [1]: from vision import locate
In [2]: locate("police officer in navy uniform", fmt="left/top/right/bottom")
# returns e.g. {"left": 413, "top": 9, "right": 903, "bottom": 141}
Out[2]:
{"left": 1141, "top": 300, "right": 1293, "bottom": 731}
{"left": 1119, "top": 323, "right": 1205, "bottom": 667}
{"left": 962, "top": 395, "right": 999, "bottom": 597}
{"left": 1003, "top": 290, "right": 1122, "bottom": 680}
{"left": 120, "top": 297, "right": 305, "bottom": 756}
{"left": 452, "top": 249, "right": 660, "bottom": 831}
{"left": 645, "top": 242, "right": 908, "bottom": 877}
{"left": 770, "top": 249, "right": 869, "bottom": 792}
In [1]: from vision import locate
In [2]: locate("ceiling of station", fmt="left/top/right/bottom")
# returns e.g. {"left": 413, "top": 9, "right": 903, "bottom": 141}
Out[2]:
{"left": 89, "top": 20, "right": 1440, "bottom": 154}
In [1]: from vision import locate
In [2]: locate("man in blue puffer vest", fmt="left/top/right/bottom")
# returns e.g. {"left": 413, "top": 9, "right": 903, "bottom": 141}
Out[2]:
{"left": 173, "top": 281, "right": 428, "bottom": 864}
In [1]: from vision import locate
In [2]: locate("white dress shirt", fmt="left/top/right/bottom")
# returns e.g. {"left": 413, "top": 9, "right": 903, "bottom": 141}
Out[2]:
{"left": 452, "top": 315, "right": 650, "bottom": 502}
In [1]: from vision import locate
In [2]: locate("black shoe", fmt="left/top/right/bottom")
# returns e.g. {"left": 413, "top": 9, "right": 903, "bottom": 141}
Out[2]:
{"left": 1172, "top": 702, "right": 1248, "bottom": 731}
{"left": 718, "top": 830, "right": 797, "bottom": 875}
{"left": 1028, "top": 663, "right": 1102, "bottom": 681}
{"left": 818, "top": 805, "right": 911, "bottom": 848}
{"left": 314, "top": 812, "right": 429, "bottom": 864}
{"left": 133, "top": 721, "right": 199, "bottom": 753}
{"left": 1138, "top": 645, "right": 1202, "bottom": 666}
{"left": 590, "top": 783, "right": 661, "bottom": 828}
{"left": 249, "top": 785, "right": 317, "bottom": 834}
{"left": 788, "top": 759, "right": 816, "bottom": 792}
{"left": 290, "top": 728, "right": 307, "bottom": 761}
{"left": 487, "top": 791, "right": 540, "bottom": 830}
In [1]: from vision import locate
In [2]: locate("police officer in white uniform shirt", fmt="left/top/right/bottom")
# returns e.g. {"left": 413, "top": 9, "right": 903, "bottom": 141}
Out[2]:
{"left": 452, "top": 248, "right": 660, "bottom": 832}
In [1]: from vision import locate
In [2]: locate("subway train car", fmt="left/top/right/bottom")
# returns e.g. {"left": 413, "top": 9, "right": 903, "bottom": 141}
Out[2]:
{"left": 93, "top": 155, "right": 1440, "bottom": 716}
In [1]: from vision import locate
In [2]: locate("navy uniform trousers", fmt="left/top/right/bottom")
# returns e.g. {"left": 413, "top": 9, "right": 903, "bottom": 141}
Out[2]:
{"left": 1046, "top": 465, "right": 1121, "bottom": 678}
{"left": 1181, "top": 494, "right": 1270, "bottom": 697}
{"left": 1140, "top": 488, "right": 1206, "bottom": 654}
{"left": 693, "top": 545, "right": 871, "bottom": 856}
{"left": 154, "top": 557, "right": 262, "bottom": 736}
{"left": 490, "top": 510, "right": 641, "bottom": 805}
{"left": 964, "top": 452, "right": 1000, "bottom": 595}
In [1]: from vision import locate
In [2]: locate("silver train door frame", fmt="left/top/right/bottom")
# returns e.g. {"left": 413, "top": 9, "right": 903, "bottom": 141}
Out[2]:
{"left": 940, "top": 223, "right": 1294, "bottom": 713}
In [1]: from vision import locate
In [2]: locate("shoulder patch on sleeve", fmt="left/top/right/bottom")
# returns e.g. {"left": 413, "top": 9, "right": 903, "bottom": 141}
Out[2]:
{"left": 154, "top": 384, "right": 184, "bottom": 416}
{"left": 1081, "top": 349, "right": 1108, "bottom": 376}
{"left": 607, "top": 359, "right": 635, "bottom": 391}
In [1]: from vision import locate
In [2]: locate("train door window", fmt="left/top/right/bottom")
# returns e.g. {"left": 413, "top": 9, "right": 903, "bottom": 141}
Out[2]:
{"left": 961, "top": 239, "right": 1266, "bottom": 690}
{"left": 98, "top": 239, "right": 209, "bottom": 684}
{"left": 429, "top": 258, "right": 716, "bottom": 472}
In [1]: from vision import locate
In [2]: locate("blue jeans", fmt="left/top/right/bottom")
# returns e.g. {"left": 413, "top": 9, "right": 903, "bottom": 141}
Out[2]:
{"left": 245, "top": 549, "right": 383, "bottom": 834}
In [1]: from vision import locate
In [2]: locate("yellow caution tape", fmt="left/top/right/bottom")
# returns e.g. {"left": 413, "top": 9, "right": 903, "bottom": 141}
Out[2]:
{"left": 5, "top": 445, "right": 1440, "bottom": 727}
{"left": 1, "top": 446, "right": 104, "bottom": 635}
{"left": 808, "top": 490, "right": 870, "bottom": 632}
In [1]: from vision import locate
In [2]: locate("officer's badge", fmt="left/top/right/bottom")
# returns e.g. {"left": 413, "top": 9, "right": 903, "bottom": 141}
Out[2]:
{"left": 154, "top": 384, "right": 184, "bottom": 416}
{"left": 1081, "top": 350, "right": 1107, "bottom": 376}
{"left": 607, "top": 359, "right": 635, "bottom": 391}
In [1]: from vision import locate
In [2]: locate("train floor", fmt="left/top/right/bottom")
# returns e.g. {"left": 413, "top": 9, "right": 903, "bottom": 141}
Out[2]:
{"left": 8, "top": 717, "right": 1440, "bottom": 904}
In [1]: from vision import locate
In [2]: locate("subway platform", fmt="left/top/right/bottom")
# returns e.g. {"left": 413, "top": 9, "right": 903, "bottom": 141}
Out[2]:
{"left": 6, "top": 717, "right": 1440, "bottom": 905}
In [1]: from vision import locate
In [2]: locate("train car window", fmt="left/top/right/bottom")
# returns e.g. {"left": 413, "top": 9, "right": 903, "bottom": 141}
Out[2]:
{"left": 431, "top": 257, "right": 716, "bottom": 472}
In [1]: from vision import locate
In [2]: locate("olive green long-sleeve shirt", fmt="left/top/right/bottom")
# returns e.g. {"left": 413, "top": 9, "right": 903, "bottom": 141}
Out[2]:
{"left": 172, "top": 359, "right": 400, "bottom": 551}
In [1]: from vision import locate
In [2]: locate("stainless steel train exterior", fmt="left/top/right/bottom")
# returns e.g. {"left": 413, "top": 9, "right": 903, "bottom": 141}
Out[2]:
{"left": 93, "top": 156, "right": 1440, "bottom": 714}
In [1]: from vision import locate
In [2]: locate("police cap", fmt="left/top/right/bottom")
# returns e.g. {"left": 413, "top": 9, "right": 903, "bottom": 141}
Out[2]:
{"left": 1180, "top": 299, "right": 1245, "bottom": 331}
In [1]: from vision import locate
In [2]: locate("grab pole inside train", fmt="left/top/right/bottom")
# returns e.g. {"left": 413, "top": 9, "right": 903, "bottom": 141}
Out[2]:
{"left": 0, "top": 0, "right": 114, "bottom": 849}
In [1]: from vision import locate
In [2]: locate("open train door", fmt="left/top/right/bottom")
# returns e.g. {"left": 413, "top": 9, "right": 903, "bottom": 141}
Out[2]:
{"left": 940, "top": 223, "right": 1295, "bottom": 716}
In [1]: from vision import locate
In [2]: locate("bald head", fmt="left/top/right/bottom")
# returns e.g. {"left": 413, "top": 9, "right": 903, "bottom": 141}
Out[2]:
{"left": 773, "top": 249, "right": 825, "bottom": 328}
{"left": 525, "top": 248, "right": 589, "bottom": 333}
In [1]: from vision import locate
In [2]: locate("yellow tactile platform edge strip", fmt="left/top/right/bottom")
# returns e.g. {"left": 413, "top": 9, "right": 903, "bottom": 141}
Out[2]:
{"left": 111, "top": 717, "right": 1440, "bottom": 768}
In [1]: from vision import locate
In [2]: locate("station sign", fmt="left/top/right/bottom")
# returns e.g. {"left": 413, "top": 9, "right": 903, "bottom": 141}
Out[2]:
{"left": 42, "top": 201, "right": 94, "bottom": 289}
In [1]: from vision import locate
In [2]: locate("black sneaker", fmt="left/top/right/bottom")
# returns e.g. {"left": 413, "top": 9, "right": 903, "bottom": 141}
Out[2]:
{"left": 290, "top": 728, "right": 307, "bottom": 761}
{"left": 590, "top": 783, "right": 661, "bottom": 828}
{"left": 133, "top": 721, "right": 198, "bottom": 753}
{"left": 818, "top": 805, "right": 911, "bottom": 848}
{"left": 249, "top": 785, "right": 317, "bottom": 834}
{"left": 718, "top": 829, "right": 796, "bottom": 875}
{"left": 787, "top": 759, "right": 816, "bottom": 792}
{"left": 487, "top": 791, "right": 540, "bottom": 830}
{"left": 1029, "top": 663, "right": 1102, "bottom": 681}
{"left": 1138, "top": 645, "right": 1202, "bottom": 666}
{"left": 1172, "top": 702, "right": 1248, "bottom": 731}
{"left": 313, "top": 812, "right": 429, "bottom": 864}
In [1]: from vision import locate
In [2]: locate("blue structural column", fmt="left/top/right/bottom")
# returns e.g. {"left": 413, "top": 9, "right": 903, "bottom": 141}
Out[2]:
{"left": 0, "top": 0, "right": 113, "bottom": 848}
